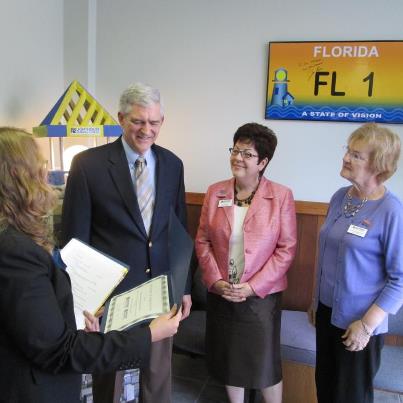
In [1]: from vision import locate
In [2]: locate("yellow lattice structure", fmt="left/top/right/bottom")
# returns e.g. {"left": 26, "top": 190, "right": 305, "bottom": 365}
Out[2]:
{"left": 33, "top": 80, "right": 121, "bottom": 137}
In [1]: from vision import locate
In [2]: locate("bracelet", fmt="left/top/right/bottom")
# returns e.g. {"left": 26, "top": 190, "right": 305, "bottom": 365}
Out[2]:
{"left": 360, "top": 319, "right": 373, "bottom": 336}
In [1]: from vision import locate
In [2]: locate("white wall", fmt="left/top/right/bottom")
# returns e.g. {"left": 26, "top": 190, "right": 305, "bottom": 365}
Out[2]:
{"left": 64, "top": 0, "right": 89, "bottom": 89}
{"left": 0, "top": 0, "right": 64, "bottom": 130}
{"left": 3, "top": 1, "right": 401, "bottom": 202}
{"left": 91, "top": 0, "right": 403, "bottom": 201}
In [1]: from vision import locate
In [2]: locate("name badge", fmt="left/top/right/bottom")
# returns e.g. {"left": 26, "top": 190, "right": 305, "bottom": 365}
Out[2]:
{"left": 218, "top": 199, "right": 233, "bottom": 207}
{"left": 347, "top": 224, "right": 368, "bottom": 238}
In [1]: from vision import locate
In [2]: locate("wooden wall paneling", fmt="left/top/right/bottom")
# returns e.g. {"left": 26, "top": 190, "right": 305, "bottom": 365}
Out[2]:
{"left": 295, "top": 201, "right": 328, "bottom": 216}
{"left": 384, "top": 334, "right": 403, "bottom": 347}
{"left": 185, "top": 192, "right": 204, "bottom": 239}
{"left": 282, "top": 361, "right": 317, "bottom": 403}
{"left": 282, "top": 213, "right": 319, "bottom": 311}
{"left": 186, "top": 204, "right": 202, "bottom": 240}
{"left": 310, "top": 215, "right": 326, "bottom": 301}
{"left": 185, "top": 192, "right": 205, "bottom": 206}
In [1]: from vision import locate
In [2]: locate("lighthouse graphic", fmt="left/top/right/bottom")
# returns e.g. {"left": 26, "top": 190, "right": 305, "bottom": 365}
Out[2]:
{"left": 270, "top": 68, "right": 294, "bottom": 106}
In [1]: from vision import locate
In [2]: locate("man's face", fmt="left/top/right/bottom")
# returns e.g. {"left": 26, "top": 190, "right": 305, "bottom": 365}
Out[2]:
{"left": 118, "top": 103, "right": 164, "bottom": 155}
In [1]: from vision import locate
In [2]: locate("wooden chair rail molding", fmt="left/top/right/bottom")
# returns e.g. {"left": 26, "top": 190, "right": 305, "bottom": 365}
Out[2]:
{"left": 186, "top": 192, "right": 329, "bottom": 216}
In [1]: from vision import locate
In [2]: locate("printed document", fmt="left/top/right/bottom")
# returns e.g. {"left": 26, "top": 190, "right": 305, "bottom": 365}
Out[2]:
{"left": 102, "top": 275, "right": 170, "bottom": 332}
{"left": 61, "top": 238, "right": 128, "bottom": 329}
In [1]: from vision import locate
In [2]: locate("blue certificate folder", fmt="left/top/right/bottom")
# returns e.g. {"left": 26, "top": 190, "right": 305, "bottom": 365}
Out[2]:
{"left": 168, "top": 208, "right": 194, "bottom": 306}
{"left": 101, "top": 209, "right": 193, "bottom": 332}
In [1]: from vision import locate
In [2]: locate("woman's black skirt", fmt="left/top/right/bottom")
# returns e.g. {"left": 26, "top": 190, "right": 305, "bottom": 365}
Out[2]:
{"left": 205, "top": 291, "right": 282, "bottom": 389}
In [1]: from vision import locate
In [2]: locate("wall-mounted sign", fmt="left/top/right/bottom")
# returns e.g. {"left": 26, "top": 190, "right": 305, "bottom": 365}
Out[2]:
{"left": 265, "top": 41, "right": 403, "bottom": 123}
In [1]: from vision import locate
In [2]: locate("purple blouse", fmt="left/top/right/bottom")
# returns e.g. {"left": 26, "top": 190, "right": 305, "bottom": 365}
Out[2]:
{"left": 315, "top": 186, "right": 403, "bottom": 334}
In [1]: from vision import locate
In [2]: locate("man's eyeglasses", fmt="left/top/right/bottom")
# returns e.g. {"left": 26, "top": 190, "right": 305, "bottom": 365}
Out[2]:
{"left": 342, "top": 146, "right": 368, "bottom": 162}
{"left": 229, "top": 148, "right": 258, "bottom": 160}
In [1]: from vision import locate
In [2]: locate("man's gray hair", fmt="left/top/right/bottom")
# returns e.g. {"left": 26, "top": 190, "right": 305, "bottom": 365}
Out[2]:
{"left": 119, "top": 83, "right": 164, "bottom": 117}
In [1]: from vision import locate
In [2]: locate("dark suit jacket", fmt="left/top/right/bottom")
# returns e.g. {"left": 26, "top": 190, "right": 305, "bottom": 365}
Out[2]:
{"left": 61, "top": 137, "right": 188, "bottom": 295}
{"left": 0, "top": 226, "right": 151, "bottom": 403}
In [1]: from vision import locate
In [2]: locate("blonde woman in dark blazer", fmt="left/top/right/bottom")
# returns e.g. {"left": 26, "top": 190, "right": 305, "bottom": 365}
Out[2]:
{"left": 0, "top": 127, "right": 181, "bottom": 403}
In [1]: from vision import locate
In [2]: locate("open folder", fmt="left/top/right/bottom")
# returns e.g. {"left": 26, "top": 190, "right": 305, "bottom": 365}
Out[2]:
{"left": 60, "top": 238, "right": 129, "bottom": 329}
{"left": 101, "top": 209, "right": 193, "bottom": 333}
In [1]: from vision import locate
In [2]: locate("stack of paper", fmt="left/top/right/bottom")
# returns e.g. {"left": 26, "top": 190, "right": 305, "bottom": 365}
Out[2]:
{"left": 61, "top": 238, "right": 128, "bottom": 329}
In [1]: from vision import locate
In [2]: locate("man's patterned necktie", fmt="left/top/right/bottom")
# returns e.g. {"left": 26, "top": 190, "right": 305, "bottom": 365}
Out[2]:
{"left": 135, "top": 156, "right": 154, "bottom": 235}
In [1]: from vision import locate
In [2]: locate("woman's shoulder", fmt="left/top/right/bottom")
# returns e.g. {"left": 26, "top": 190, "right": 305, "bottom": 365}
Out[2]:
{"left": 259, "top": 177, "right": 293, "bottom": 196}
{"left": 0, "top": 225, "right": 29, "bottom": 247}
{"left": 0, "top": 226, "right": 50, "bottom": 264}
{"left": 380, "top": 190, "right": 403, "bottom": 221}
{"left": 205, "top": 178, "right": 233, "bottom": 195}
{"left": 329, "top": 186, "right": 349, "bottom": 204}
{"left": 383, "top": 189, "right": 403, "bottom": 208}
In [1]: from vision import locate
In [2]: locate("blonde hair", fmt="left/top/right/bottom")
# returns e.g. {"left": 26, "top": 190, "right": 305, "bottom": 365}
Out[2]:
{"left": 0, "top": 127, "right": 56, "bottom": 252}
{"left": 348, "top": 123, "right": 401, "bottom": 182}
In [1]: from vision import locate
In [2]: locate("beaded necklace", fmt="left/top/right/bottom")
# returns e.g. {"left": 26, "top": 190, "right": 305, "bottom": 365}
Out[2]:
{"left": 343, "top": 191, "right": 368, "bottom": 218}
{"left": 234, "top": 187, "right": 257, "bottom": 207}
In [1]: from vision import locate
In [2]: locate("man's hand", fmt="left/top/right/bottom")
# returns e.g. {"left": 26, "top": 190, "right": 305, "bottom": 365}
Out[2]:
{"left": 149, "top": 305, "right": 182, "bottom": 342}
{"left": 181, "top": 294, "right": 192, "bottom": 320}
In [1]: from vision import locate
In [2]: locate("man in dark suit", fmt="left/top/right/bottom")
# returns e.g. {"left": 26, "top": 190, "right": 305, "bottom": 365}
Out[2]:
{"left": 61, "top": 83, "right": 192, "bottom": 403}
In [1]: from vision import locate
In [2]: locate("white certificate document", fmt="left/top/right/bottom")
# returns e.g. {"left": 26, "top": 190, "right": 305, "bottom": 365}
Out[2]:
{"left": 102, "top": 275, "right": 170, "bottom": 332}
{"left": 61, "top": 238, "right": 128, "bottom": 329}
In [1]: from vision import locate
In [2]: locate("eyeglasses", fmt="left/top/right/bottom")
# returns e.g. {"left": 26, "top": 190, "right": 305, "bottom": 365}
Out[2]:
{"left": 342, "top": 146, "right": 368, "bottom": 162}
{"left": 229, "top": 148, "right": 258, "bottom": 160}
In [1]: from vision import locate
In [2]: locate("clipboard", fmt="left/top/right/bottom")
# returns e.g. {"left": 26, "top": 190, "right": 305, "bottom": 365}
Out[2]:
{"left": 60, "top": 238, "right": 129, "bottom": 329}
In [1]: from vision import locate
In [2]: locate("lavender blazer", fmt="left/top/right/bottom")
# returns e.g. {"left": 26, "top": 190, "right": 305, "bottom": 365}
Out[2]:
{"left": 195, "top": 177, "right": 297, "bottom": 298}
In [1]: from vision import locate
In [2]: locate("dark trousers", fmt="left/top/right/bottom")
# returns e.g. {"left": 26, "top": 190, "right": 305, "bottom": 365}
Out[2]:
{"left": 315, "top": 302, "right": 383, "bottom": 403}
{"left": 92, "top": 337, "right": 173, "bottom": 403}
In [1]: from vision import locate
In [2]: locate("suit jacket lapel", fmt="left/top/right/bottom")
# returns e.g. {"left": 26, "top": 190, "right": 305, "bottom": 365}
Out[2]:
{"left": 107, "top": 138, "right": 147, "bottom": 238}
{"left": 150, "top": 145, "right": 166, "bottom": 238}
{"left": 244, "top": 177, "right": 274, "bottom": 224}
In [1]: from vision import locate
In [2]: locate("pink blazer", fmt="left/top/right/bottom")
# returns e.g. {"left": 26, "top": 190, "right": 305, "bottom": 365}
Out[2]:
{"left": 195, "top": 177, "right": 297, "bottom": 298}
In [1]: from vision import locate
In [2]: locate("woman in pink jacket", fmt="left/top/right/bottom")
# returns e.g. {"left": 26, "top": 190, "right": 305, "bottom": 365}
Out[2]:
{"left": 195, "top": 123, "right": 297, "bottom": 403}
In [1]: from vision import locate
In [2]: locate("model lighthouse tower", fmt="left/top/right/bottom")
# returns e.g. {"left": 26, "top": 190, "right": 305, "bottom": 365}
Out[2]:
{"left": 270, "top": 68, "right": 294, "bottom": 106}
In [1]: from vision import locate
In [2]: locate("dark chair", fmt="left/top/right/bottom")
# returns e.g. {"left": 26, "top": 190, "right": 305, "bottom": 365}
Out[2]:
{"left": 173, "top": 266, "right": 207, "bottom": 356}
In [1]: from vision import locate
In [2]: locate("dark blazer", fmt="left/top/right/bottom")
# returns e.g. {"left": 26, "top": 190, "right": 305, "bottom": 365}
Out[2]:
{"left": 0, "top": 226, "right": 151, "bottom": 403}
{"left": 61, "top": 138, "right": 188, "bottom": 295}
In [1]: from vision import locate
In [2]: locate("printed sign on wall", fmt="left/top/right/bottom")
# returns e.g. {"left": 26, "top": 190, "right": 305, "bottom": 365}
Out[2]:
{"left": 265, "top": 41, "right": 403, "bottom": 123}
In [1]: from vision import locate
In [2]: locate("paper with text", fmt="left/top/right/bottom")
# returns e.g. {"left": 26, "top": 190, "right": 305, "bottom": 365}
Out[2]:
{"left": 61, "top": 238, "right": 128, "bottom": 329}
{"left": 103, "top": 275, "right": 170, "bottom": 332}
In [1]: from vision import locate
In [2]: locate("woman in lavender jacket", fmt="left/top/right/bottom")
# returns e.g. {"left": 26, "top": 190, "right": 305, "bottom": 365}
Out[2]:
{"left": 310, "top": 123, "right": 403, "bottom": 403}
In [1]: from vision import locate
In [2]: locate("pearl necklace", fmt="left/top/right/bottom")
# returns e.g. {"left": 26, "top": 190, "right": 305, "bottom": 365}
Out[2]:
{"left": 343, "top": 191, "right": 368, "bottom": 218}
